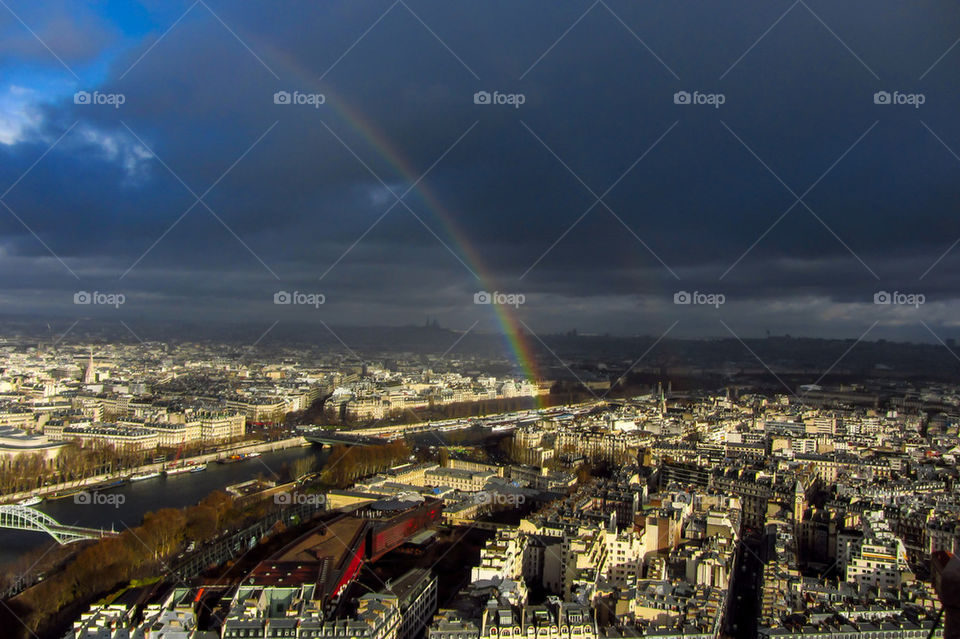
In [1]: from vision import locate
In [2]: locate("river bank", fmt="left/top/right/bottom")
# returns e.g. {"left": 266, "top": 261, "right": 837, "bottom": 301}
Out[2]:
{"left": 1, "top": 436, "right": 311, "bottom": 504}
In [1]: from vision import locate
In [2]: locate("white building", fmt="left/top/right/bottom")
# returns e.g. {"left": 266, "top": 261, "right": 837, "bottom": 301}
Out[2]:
{"left": 473, "top": 528, "right": 527, "bottom": 584}
{"left": 844, "top": 511, "right": 911, "bottom": 590}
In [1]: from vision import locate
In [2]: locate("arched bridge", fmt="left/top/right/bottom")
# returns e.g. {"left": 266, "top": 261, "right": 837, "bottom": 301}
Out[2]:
{"left": 304, "top": 431, "right": 387, "bottom": 447}
{"left": 0, "top": 504, "right": 117, "bottom": 544}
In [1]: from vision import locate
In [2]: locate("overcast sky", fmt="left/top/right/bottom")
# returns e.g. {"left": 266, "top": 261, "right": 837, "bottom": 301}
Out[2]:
{"left": 2, "top": 0, "right": 960, "bottom": 343}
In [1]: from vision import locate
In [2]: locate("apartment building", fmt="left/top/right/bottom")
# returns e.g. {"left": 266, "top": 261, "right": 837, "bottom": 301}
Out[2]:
{"left": 473, "top": 528, "right": 527, "bottom": 584}
{"left": 844, "top": 512, "right": 911, "bottom": 590}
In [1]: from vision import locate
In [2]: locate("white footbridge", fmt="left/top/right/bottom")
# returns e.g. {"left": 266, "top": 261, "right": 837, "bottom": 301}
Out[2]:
{"left": 0, "top": 504, "right": 117, "bottom": 544}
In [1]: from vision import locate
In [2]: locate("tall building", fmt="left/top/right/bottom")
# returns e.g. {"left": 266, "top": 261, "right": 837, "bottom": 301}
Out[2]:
{"left": 83, "top": 347, "right": 96, "bottom": 384}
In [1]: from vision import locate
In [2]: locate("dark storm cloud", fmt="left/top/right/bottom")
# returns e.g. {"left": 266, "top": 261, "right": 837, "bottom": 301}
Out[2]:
{"left": 2, "top": 0, "right": 960, "bottom": 338}
{"left": 0, "top": 2, "right": 118, "bottom": 65}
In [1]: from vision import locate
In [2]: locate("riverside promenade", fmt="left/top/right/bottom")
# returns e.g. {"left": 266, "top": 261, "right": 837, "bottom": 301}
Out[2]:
{"left": 1, "top": 436, "right": 309, "bottom": 504}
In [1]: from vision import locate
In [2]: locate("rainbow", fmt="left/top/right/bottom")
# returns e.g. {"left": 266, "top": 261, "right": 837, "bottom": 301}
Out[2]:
{"left": 263, "top": 49, "right": 543, "bottom": 398}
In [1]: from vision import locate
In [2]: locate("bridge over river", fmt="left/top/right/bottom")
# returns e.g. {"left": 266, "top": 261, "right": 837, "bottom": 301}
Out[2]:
{"left": 0, "top": 505, "right": 117, "bottom": 544}
{"left": 303, "top": 431, "right": 389, "bottom": 447}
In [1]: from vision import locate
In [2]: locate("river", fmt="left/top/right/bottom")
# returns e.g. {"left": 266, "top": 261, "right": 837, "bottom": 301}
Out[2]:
{"left": 0, "top": 444, "right": 329, "bottom": 568}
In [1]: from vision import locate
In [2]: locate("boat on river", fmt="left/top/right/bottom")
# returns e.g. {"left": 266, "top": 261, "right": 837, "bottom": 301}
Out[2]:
{"left": 130, "top": 471, "right": 162, "bottom": 482}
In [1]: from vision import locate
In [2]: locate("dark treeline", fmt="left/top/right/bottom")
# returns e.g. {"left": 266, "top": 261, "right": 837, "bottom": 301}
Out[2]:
{"left": 0, "top": 434, "right": 254, "bottom": 496}
{"left": 319, "top": 440, "right": 411, "bottom": 487}
{"left": 314, "top": 383, "right": 604, "bottom": 429}
{"left": 0, "top": 440, "right": 152, "bottom": 495}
